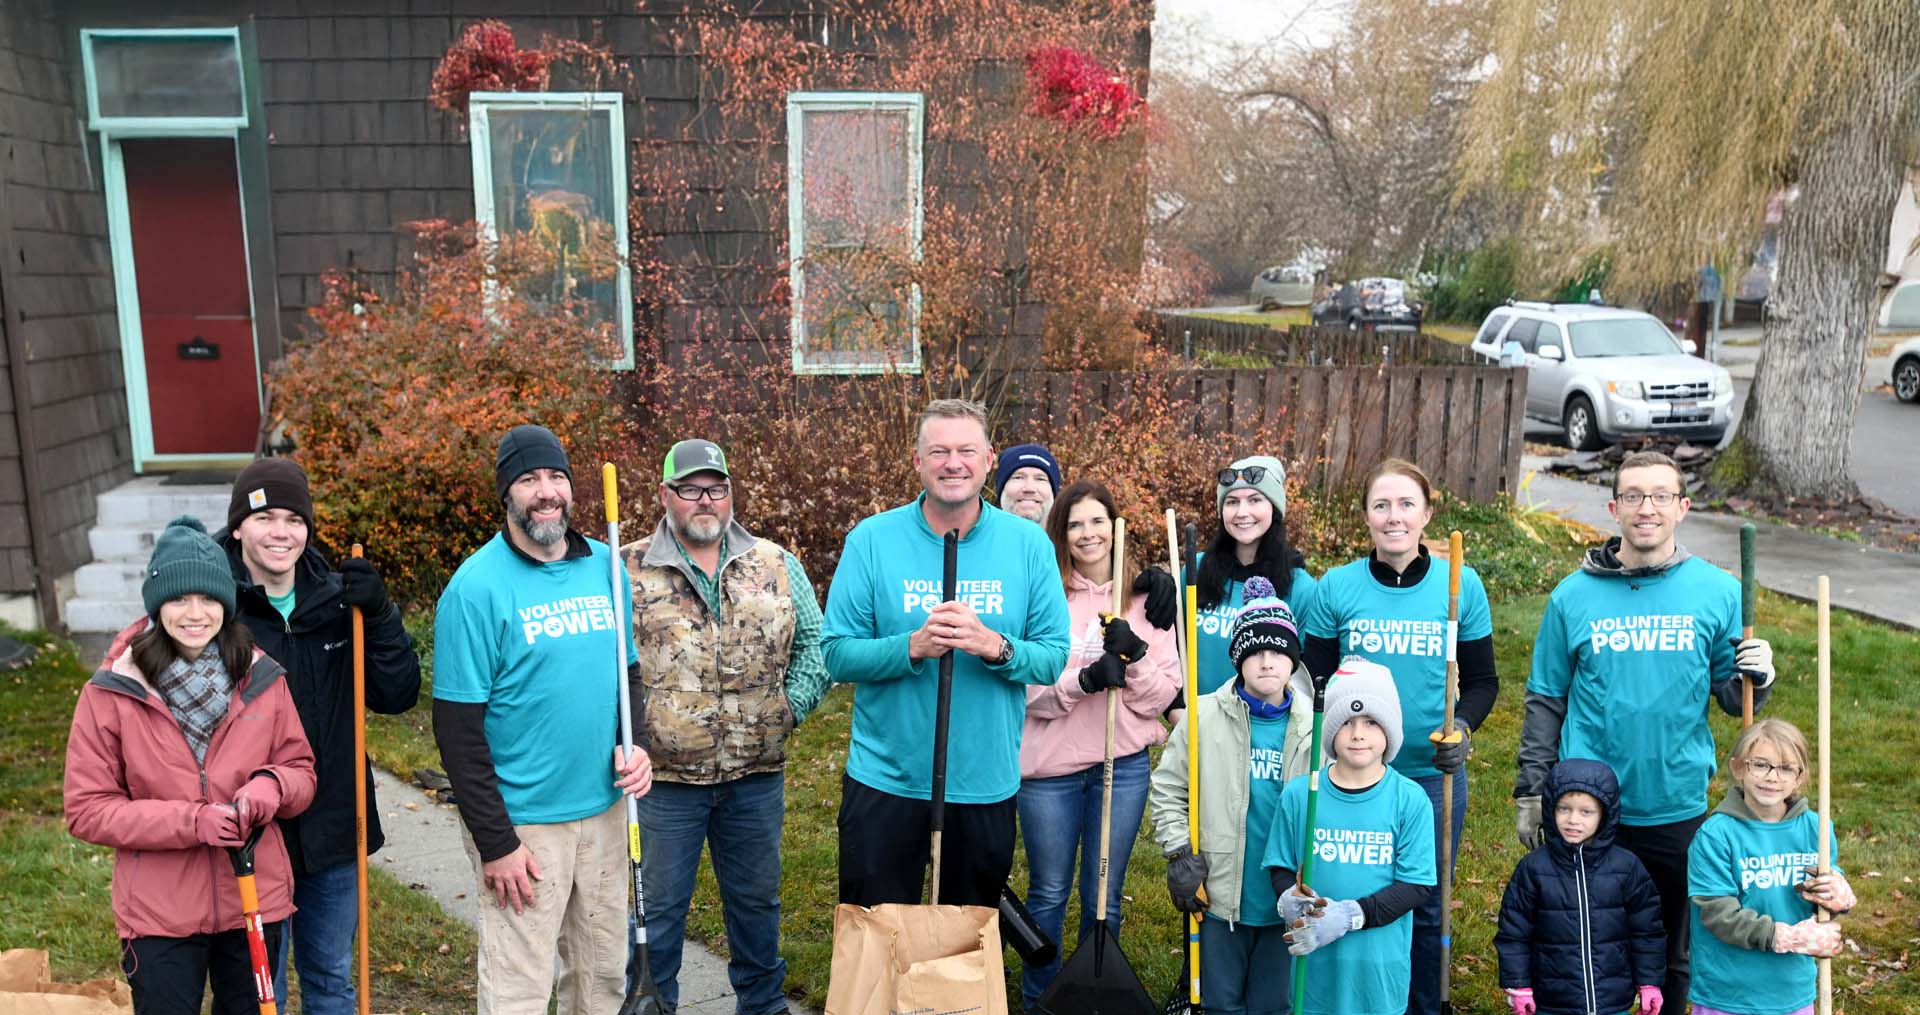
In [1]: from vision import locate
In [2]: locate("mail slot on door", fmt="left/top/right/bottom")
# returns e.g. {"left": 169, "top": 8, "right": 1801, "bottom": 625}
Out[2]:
{"left": 178, "top": 336, "right": 220, "bottom": 361}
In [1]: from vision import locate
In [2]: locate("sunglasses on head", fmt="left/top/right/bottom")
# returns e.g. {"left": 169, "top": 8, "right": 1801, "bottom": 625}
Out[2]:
{"left": 1218, "top": 466, "right": 1268, "bottom": 486}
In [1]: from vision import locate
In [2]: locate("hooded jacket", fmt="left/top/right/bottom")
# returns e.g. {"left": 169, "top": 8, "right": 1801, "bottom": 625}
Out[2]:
{"left": 1148, "top": 671, "right": 1313, "bottom": 923}
{"left": 1020, "top": 568, "right": 1181, "bottom": 779}
{"left": 1495, "top": 759, "right": 1665, "bottom": 1015}
{"left": 64, "top": 625, "right": 317, "bottom": 939}
{"left": 218, "top": 534, "right": 420, "bottom": 874}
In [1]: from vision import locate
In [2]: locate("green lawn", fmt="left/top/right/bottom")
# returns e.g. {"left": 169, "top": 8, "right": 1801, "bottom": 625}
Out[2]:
{"left": 1181, "top": 307, "right": 1481, "bottom": 344}
{"left": 9, "top": 497, "right": 1914, "bottom": 1013}
{"left": 0, "top": 631, "right": 476, "bottom": 1014}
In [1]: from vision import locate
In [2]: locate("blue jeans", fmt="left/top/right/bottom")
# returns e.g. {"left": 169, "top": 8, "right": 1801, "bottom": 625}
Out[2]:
{"left": 1408, "top": 768, "right": 1467, "bottom": 1015}
{"left": 637, "top": 772, "right": 789, "bottom": 1015}
{"left": 1015, "top": 750, "right": 1151, "bottom": 1009}
{"left": 1198, "top": 915, "right": 1291, "bottom": 1015}
{"left": 269, "top": 860, "right": 358, "bottom": 1015}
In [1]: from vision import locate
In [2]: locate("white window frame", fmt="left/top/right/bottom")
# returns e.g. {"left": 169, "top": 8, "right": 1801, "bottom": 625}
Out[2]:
{"left": 468, "top": 91, "right": 634, "bottom": 370}
{"left": 786, "top": 91, "right": 925, "bottom": 375}
{"left": 81, "top": 27, "right": 248, "bottom": 132}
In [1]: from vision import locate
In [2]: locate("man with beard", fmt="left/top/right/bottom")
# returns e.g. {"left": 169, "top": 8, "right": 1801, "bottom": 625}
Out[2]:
{"left": 433, "top": 424, "right": 655, "bottom": 1014}
{"left": 823, "top": 399, "right": 1071, "bottom": 906}
{"left": 1517, "top": 449, "right": 1777, "bottom": 1006}
{"left": 616, "top": 439, "right": 826, "bottom": 1015}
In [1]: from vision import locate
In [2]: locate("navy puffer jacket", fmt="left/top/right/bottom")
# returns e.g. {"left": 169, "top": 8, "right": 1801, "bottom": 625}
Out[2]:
{"left": 1495, "top": 759, "right": 1665, "bottom": 1015}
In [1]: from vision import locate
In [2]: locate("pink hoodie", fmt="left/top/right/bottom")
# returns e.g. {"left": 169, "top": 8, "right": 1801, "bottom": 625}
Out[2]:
{"left": 1021, "top": 570, "right": 1182, "bottom": 779}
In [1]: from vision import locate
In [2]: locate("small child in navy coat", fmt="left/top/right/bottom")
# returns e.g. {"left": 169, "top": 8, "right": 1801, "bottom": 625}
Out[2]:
{"left": 1495, "top": 759, "right": 1666, "bottom": 1015}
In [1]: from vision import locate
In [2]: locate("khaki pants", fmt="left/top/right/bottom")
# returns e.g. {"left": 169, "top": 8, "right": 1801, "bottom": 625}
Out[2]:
{"left": 462, "top": 799, "right": 628, "bottom": 1015}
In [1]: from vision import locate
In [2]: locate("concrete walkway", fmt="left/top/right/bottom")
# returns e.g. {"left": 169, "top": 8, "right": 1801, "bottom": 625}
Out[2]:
{"left": 1521, "top": 460, "right": 1920, "bottom": 630}
{"left": 372, "top": 768, "right": 813, "bottom": 1014}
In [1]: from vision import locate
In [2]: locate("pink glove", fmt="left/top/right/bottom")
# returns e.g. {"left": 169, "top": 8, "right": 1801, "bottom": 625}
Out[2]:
{"left": 1504, "top": 987, "right": 1536, "bottom": 1015}
{"left": 1637, "top": 984, "right": 1663, "bottom": 1015}
{"left": 1798, "top": 870, "right": 1857, "bottom": 913}
{"left": 193, "top": 803, "right": 244, "bottom": 847}
{"left": 233, "top": 775, "right": 282, "bottom": 833}
{"left": 1772, "top": 916, "right": 1843, "bottom": 957}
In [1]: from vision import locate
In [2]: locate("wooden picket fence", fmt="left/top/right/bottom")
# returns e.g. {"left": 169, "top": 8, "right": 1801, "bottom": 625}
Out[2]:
{"left": 1149, "top": 313, "right": 1479, "bottom": 366}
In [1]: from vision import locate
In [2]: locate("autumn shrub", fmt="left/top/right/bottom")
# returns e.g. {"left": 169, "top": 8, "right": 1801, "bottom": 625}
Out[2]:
{"left": 266, "top": 223, "right": 636, "bottom": 600}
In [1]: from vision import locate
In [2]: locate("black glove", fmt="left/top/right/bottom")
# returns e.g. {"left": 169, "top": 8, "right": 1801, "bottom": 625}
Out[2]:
{"left": 1101, "top": 616, "right": 1150, "bottom": 664}
{"left": 338, "top": 557, "right": 391, "bottom": 615}
{"left": 1429, "top": 718, "right": 1471, "bottom": 774}
{"left": 1166, "top": 845, "right": 1209, "bottom": 914}
{"left": 1078, "top": 652, "right": 1128, "bottom": 694}
{"left": 1132, "top": 567, "right": 1178, "bottom": 630}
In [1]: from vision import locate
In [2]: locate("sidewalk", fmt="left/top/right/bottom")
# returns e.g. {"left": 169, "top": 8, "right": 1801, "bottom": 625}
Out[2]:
{"left": 372, "top": 768, "right": 815, "bottom": 1014}
{"left": 1521, "top": 462, "right": 1920, "bottom": 630}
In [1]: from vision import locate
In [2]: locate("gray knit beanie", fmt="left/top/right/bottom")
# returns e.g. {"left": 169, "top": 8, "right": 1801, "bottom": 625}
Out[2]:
{"left": 1321, "top": 657, "right": 1404, "bottom": 763}
{"left": 142, "top": 516, "right": 237, "bottom": 619}
{"left": 1217, "top": 455, "right": 1287, "bottom": 517}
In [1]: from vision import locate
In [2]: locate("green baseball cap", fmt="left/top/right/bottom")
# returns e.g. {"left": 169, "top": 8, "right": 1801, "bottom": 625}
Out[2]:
{"left": 663, "top": 439, "right": 729, "bottom": 482}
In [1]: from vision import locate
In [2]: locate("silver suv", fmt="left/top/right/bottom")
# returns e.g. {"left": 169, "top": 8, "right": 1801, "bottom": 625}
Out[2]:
{"left": 1470, "top": 302, "right": 1734, "bottom": 450}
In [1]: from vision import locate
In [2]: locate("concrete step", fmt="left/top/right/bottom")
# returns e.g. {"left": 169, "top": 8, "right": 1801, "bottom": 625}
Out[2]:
{"left": 66, "top": 596, "right": 145, "bottom": 634}
{"left": 75, "top": 560, "right": 148, "bottom": 601}
{"left": 95, "top": 478, "right": 229, "bottom": 529}
{"left": 88, "top": 525, "right": 160, "bottom": 562}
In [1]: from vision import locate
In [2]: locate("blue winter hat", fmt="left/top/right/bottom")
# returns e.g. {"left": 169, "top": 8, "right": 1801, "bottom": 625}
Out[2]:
{"left": 996, "top": 443, "right": 1061, "bottom": 495}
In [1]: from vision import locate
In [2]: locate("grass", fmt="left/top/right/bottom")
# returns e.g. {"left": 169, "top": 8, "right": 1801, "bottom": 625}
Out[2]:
{"left": 0, "top": 630, "right": 477, "bottom": 1014}
{"left": 1180, "top": 307, "right": 1481, "bottom": 344}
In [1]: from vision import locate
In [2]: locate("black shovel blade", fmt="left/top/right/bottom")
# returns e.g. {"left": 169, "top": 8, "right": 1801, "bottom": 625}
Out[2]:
{"left": 618, "top": 950, "right": 669, "bottom": 1015}
{"left": 1033, "top": 925, "right": 1158, "bottom": 1015}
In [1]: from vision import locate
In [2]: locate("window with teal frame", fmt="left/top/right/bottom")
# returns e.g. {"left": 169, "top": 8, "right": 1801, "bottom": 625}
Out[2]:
{"left": 81, "top": 28, "right": 246, "bottom": 131}
{"left": 469, "top": 91, "right": 634, "bottom": 370}
{"left": 786, "top": 92, "right": 925, "bottom": 375}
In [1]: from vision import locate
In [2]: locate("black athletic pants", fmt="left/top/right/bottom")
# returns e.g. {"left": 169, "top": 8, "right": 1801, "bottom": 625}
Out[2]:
{"left": 837, "top": 774, "right": 1016, "bottom": 908}
{"left": 1617, "top": 813, "right": 1709, "bottom": 1005}
{"left": 121, "top": 922, "right": 282, "bottom": 1015}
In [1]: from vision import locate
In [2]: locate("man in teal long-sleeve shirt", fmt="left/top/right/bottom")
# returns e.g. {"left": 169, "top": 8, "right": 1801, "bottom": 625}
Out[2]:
{"left": 823, "top": 398, "right": 1071, "bottom": 907}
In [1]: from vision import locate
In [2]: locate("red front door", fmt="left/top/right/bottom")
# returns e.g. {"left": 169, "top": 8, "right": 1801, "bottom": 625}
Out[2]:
{"left": 122, "top": 137, "right": 259, "bottom": 456}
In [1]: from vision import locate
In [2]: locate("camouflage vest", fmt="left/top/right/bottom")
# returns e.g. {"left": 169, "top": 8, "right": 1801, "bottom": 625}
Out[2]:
{"left": 621, "top": 524, "right": 796, "bottom": 784}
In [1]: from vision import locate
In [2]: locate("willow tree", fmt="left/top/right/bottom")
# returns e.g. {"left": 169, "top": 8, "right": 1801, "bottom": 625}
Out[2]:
{"left": 1460, "top": 1, "right": 1920, "bottom": 499}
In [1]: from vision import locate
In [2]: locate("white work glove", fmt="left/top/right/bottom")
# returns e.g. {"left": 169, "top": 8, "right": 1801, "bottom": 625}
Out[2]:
{"left": 1285, "top": 898, "right": 1363, "bottom": 956}
{"left": 1735, "top": 637, "right": 1775, "bottom": 689}
{"left": 1278, "top": 883, "right": 1321, "bottom": 926}
{"left": 1772, "top": 916, "right": 1842, "bottom": 957}
{"left": 1515, "top": 795, "right": 1546, "bottom": 848}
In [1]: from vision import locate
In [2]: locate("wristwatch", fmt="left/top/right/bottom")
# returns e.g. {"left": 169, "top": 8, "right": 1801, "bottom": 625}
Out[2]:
{"left": 988, "top": 635, "right": 1014, "bottom": 666}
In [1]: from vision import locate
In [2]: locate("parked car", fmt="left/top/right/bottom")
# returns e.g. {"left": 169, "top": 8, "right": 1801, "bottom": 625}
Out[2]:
{"left": 1891, "top": 335, "right": 1920, "bottom": 403}
{"left": 1470, "top": 301, "right": 1734, "bottom": 450}
{"left": 1251, "top": 265, "right": 1315, "bottom": 309}
{"left": 1311, "top": 277, "right": 1422, "bottom": 331}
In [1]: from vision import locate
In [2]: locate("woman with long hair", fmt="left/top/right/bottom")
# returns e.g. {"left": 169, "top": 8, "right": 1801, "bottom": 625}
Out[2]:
{"left": 1301, "top": 458, "right": 1499, "bottom": 1015}
{"left": 1016, "top": 480, "right": 1181, "bottom": 1009}
{"left": 65, "top": 516, "right": 315, "bottom": 1014}
{"left": 1191, "top": 455, "right": 1316, "bottom": 694}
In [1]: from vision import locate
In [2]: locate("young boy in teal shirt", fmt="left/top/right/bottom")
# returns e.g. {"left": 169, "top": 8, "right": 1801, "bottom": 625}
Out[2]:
{"left": 1265, "top": 659, "right": 1435, "bottom": 1015}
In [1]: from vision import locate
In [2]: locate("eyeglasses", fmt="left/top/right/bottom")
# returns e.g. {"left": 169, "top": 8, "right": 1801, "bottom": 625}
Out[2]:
{"left": 1218, "top": 466, "right": 1268, "bottom": 486}
{"left": 668, "top": 483, "right": 731, "bottom": 503}
{"left": 1616, "top": 491, "right": 1681, "bottom": 508}
{"left": 1741, "top": 758, "right": 1804, "bottom": 780}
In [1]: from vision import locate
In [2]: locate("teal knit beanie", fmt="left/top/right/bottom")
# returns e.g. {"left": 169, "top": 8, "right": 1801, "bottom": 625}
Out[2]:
{"left": 1217, "top": 454, "right": 1288, "bottom": 517}
{"left": 142, "top": 516, "right": 237, "bottom": 620}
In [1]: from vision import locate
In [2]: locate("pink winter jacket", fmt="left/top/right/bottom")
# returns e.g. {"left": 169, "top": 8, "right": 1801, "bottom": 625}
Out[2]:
{"left": 64, "top": 620, "right": 316, "bottom": 940}
{"left": 1021, "top": 570, "right": 1182, "bottom": 779}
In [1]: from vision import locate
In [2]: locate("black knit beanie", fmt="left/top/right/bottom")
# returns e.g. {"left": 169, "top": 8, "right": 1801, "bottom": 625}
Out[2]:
{"left": 228, "top": 457, "right": 315, "bottom": 532}
{"left": 496, "top": 424, "right": 571, "bottom": 501}
{"left": 143, "top": 516, "right": 238, "bottom": 619}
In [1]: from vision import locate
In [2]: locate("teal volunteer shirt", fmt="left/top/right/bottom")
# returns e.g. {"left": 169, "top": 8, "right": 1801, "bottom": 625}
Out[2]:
{"left": 1264, "top": 768, "right": 1436, "bottom": 1015}
{"left": 1190, "top": 554, "right": 1317, "bottom": 696}
{"left": 1236, "top": 705, "right": 1294, "bottom": 926}
{"left": 1528, "top": 556, "right": 1740, "bottom": 824}
{"left": 432, "top": 531, "right": 634, "bottom": 825}
{"left": 1688, "top": 806, "right": 1840, "bottom": 1015}
{"left": 1305, "top": 557, "right": 1492, "bottom": 778}
{"left": 822, "top": 495, "right": 1071, "bottom": 804}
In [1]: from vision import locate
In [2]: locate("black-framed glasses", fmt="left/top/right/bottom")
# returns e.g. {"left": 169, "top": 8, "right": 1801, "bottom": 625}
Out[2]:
{"left": 668, "top": 482, "right": 731, "bottom": 503}
{"left": 1616, "top": 491, "right": 1680, "bottom": 508}
{"left": 1218, "top": 466, "right": 1268, "bottom": 487}
{"left": 1741, "top": 758, "right": 1803, "bottom": 780}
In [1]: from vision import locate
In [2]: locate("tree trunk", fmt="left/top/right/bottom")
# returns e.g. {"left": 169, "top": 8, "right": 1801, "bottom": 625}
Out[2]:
{"left": 1727, "top": 68, "right": 1914, "bottom": 500}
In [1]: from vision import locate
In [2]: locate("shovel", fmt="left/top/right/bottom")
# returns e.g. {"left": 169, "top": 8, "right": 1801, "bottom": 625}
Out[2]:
{"left": 1034, "top": 517, "right": 1157, "bottom": 1015}
{"left": 350, "top": 543, "right": 371, "bottom": 1015}
{"left": 1161, "top": 516, "right": 1205, "bottom": 1015}
{"left": 228, "top": 823, "right": 278, "bottom": 1015}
